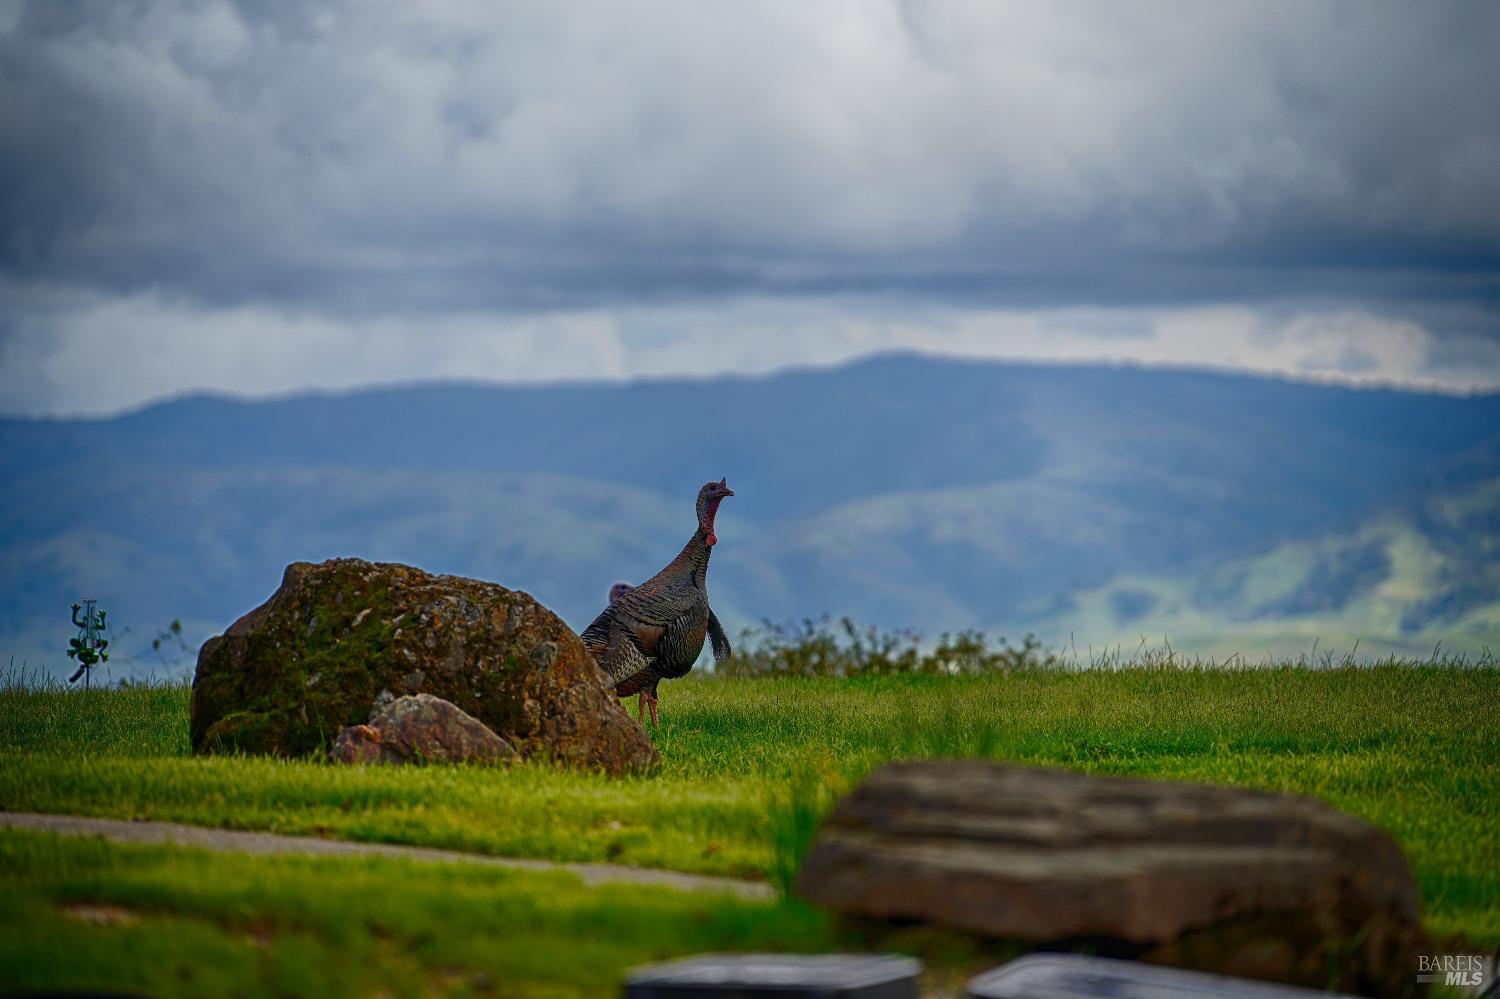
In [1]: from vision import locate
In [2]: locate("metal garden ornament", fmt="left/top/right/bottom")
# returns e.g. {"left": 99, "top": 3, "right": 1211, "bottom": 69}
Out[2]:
{"left": 67, "top": 599, "right": 109, "bottom": 686}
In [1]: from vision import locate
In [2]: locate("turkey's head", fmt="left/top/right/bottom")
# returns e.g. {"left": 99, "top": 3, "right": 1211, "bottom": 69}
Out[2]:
{"left": 609, "top": 582, "right": 634, "bottom": 603}
{"left": 696, "top": 478, "right": 734, "bottom": 546}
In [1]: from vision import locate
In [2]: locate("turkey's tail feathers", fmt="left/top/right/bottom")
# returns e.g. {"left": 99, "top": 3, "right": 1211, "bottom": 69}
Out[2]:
{"left": 707, "top": 610, "right": 732, "bottom": 665}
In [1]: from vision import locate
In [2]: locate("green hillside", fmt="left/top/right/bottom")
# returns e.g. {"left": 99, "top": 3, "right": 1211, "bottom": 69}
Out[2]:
{"left": 3, "top": 356, "right": 1498, "bottom": 678}
{"left": 1019, "top": 480, "right": 1500, "bottom": 658}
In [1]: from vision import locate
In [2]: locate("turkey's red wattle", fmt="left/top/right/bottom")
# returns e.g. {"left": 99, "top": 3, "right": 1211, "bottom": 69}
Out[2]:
{"left": 701, "top": 495, "right": 724, "bottom": 544}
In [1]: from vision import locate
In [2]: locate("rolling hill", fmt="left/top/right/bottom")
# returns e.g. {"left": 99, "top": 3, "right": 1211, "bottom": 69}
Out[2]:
{"left": 3, "top": 354, "right": 1497, "bottom": 681}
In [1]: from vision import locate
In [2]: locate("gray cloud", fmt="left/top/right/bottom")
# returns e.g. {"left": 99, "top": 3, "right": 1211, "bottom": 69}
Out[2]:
{"left": 3, "top": 0, "right": 1499, "bottom": 316}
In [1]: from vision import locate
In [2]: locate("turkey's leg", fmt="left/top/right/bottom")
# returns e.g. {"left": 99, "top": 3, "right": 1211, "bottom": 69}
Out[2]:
{"left": 643, "top": 689, "right": 660, "bottom": 726}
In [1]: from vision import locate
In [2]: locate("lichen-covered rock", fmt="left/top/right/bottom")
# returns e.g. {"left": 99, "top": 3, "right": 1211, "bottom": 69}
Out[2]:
{"left": 330, "top": 693, "right": 518, "bottom": 766}
{"left": 798, "top": 761, "right": 1425, "bottom": 997}
{"left": 191, "top": 558, "right": 657, "bottom": 774}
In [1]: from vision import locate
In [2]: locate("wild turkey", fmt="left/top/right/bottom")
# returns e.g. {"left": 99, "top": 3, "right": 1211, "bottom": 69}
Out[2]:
{"left": 582, "top": 479, "right": 734, "bottom": 725}
{"left": 602, "top": 580, "right": 732, "bottom": 723}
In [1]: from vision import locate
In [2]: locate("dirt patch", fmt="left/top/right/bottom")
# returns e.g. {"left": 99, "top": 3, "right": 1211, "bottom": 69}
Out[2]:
{"left": 4, "top": 811, "right": 771, "bottom": 901}
{"left": 61, "top": 902, "right": 141, "bottom": 926}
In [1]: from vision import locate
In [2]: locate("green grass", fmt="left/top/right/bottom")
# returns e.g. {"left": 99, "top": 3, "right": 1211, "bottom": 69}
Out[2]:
{"left": 3, "top": 666, "right": 1498, "bottom": 992}
{"left": 0, "top": 827, "right": 832, "bottom": 998}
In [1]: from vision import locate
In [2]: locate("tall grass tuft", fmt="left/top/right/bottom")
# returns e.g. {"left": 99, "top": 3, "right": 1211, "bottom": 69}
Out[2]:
{"left": 766, "top": 771, "right": 842, "bottom": 901}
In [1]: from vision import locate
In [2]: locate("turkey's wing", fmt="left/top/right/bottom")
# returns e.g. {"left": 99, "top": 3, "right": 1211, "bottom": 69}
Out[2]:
{"left": 597, "top": 626, "right": 657, "bottom": 694}
{"left": 655, "top": 608, "right": 708, "bottom": 678}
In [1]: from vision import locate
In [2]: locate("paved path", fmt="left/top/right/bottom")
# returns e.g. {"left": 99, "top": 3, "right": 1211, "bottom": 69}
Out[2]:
{"left": 0, "top": 811, "right": 774, "bottom": 901}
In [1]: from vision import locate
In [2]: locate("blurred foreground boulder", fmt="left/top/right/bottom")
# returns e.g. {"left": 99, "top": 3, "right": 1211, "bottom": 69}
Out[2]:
{"left": 329, "top": 692, "right": 518, "bottom": 766}
{"left": 798, "top": 761, "right": 1424, "bottom": 997}
{"left": 191, "top": 558, "right": 658, "bottom": 774}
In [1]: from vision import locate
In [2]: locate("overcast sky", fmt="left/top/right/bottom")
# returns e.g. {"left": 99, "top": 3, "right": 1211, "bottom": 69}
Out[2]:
{"left": 3, "top": 0, "right": 1498, "bottom": 414}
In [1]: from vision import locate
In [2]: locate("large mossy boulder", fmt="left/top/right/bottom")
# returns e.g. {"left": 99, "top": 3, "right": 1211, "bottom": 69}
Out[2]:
{"left": 799, "top": 761, "right": 1425, "bottom": 997}
{"left": 190, "top": 558, "right": 658, "bottom": 774}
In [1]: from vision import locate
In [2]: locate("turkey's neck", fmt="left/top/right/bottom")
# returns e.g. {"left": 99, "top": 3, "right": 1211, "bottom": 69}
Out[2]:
{"left": 679, "top": 499, "right": 722, "bottom": 587}
{"left": 675, "top": 529, "right": 713, "bottom": 588}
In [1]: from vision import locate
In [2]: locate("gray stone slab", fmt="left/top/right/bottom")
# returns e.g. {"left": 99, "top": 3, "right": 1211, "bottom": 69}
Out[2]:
{"left": 967, "top": 954, "right": 1357, "bottom": 999}
{"left": 624, "top": 953, "right": 922, "bottom": 998}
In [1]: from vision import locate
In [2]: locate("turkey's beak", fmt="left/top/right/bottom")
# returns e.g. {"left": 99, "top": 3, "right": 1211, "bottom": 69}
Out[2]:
{"left": 723, "top": 487, "right": 734, "bottom": 497}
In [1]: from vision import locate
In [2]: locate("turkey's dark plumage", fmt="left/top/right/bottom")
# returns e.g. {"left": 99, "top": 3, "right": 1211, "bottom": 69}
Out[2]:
{"left": 582, "top": 480, "right": 734, "bottom": 724}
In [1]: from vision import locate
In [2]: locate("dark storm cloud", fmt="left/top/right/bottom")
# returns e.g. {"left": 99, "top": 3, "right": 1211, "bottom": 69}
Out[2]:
{"left": 2, "top": 1, "right": 1499, "bottom": 314}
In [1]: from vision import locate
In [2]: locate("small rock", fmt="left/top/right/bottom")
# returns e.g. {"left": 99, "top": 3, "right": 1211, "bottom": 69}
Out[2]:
{"left": 329, "top": 724, "right": 385, "bottom": 764}
{"left": 330, "top": 693, "right": 517, "bottom": 766}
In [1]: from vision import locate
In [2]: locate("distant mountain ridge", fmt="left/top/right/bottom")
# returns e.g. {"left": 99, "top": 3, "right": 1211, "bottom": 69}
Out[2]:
{"left": 4, "top": 354, "right": 1497, "bottom": 680}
